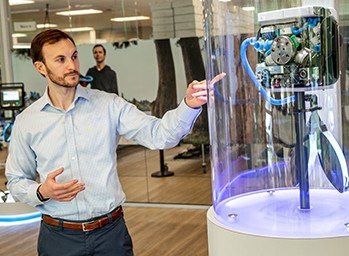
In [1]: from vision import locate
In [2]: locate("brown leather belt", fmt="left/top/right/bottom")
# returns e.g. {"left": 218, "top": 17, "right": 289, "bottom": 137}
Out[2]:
{"left": 42, "top": 206, "right": 122, "bottom": 232}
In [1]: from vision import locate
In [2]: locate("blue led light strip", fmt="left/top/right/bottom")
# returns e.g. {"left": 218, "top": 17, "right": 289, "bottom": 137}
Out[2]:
{"left": 0, "top": 212, "right": 42, "bottom": 222}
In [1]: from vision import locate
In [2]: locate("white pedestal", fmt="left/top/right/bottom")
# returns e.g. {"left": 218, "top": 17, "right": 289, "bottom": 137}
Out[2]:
{"left": 0, "top": 192, "right": 41, "bottom": 225}
{"left": 207, "top": 206, "right": 349, "bottom": 256}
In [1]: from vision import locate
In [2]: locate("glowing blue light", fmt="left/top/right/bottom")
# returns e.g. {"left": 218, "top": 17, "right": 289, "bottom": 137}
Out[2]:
{"left": 0, "top": 211, "right": 42, "bottom": 226}
{"left": 215, "top": 188, "right": 349, "bottom": 238}
{"left": 0, "top": 212, "right": 42, "bottom": 222}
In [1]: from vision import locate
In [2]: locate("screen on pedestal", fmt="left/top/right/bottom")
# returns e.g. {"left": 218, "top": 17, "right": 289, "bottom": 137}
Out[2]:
{"left": 0, "top": 83, "right": 24, "bottom": 109}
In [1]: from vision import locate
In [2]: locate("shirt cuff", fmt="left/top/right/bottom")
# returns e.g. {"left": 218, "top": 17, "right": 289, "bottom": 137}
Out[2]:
{"left": 29, "top": 183, "right": 45, "bottom": 206}
{"left": 177, "top": 99, "right": 202, "bottom": 124}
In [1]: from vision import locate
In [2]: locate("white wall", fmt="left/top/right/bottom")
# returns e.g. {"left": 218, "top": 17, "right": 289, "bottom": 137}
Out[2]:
{"left": 12, "top": 39, "right": 190, "bottom": 104}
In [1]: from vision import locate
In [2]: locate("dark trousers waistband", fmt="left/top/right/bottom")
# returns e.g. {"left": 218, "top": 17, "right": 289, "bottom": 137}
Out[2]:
{"left": 42, "top": 206, "right": 122, "bottom": 232}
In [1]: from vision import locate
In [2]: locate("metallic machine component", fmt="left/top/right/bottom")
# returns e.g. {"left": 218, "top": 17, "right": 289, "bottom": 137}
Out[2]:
{"left": 305, "top": 108, "right": 349, "bottom": 193}
{"left": 265, "top": 55, "right": 277, "bottom": 66}
{"left": 256, "top": 6, "right": 339, "bottom": 89}
{"left": 294, "top": 48, "right": 310, "bottom": 65}
{"left": 270, "top": 36, "right": 296, "bottom": 65}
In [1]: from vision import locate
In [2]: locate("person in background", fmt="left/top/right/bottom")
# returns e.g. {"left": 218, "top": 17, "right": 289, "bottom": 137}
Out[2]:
{"left": 5, "top": 29, "right": 225, "bottom": 256}
{"left": 83, "top": 44, "right": 119, "bottom": 95}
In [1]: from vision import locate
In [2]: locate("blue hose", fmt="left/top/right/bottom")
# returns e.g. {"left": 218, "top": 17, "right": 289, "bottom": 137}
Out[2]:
{"left": 240, "top": 37, "right": 295, "bottom": 105}
{"left": 3, "top": 122, "right": 13, "bottom": 143}
{"left": 292, "top": 18, "right": 319, "bottom": 35}
{"left": 79, "top": 75, "right": 93, "bottom": 83}
{"left": 254, "top": 39, "right": 273, "bottom": 52}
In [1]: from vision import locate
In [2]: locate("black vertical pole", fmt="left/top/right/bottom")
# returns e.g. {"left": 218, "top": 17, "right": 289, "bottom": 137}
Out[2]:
{"left": 151, "top": 149, "right": 174, "bottom": 177}
{"left": 294, "top": 91, "right": 310, "bottom": 209}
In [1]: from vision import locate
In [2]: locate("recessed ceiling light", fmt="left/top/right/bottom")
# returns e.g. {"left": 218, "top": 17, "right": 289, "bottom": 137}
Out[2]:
{"left": 9, "top": 0, "right": 34, "bottom": 6}
{"left": 242, "top": 6, "right": 255, "bottom": 11}
{"left": 56, "top": 9, "right": 102, "bottom": 16}
{"left": 36, "top": 23, "right": 58, "bottom": 29}
{"left": 111, "top": 16, "right": 150, "bottom": 22}
{"left": 63, "top": 27, "right": 94, "bottom": 32}
{"left": 13, "top": 43, "right": 31, "bottom": 49}
{"left": 10, "top": 9, "right": 40, "bottom": 14}
{"left": 12, "top": 33, "right": 27, "bottom": 38}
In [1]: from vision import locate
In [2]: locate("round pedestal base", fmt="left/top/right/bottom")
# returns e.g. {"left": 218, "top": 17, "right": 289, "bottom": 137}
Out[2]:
{"left": 0, "top": 192, "right": 41, "bottom": 226}
{"left": 207, "top": 206, "right": 349, "bottom": 256}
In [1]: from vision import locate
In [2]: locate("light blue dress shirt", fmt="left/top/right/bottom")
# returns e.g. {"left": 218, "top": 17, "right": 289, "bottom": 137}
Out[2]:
{"left": 5, "top": 85, "right": 201, "bottom": 221}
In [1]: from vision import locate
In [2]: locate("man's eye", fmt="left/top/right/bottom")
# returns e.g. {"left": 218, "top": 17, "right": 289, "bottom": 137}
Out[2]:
{"left": 57, "top": 57, "right": 65, "bottom": 62}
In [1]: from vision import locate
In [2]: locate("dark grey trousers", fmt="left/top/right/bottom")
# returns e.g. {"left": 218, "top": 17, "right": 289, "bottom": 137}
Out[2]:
{"left": 37, "top": 214, "right": 134, "bottom": 256}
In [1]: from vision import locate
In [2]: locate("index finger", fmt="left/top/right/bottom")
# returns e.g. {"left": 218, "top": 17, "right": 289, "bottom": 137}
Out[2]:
{"left": 209, "top": 72, "right": 226, "bottom": 86}
{"left": 47, "top": 167, "right": 64, "bottom": 179}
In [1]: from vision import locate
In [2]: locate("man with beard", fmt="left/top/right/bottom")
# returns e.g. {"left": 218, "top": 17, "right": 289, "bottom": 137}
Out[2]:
{"left": 5, "top": 29, "right": 225, "bottom": 256}
{"left": 83, "top": 44, "right": 119, "bottom": 95}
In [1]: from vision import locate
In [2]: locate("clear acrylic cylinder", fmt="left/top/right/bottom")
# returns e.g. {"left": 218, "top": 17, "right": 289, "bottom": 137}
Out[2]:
{"left": 203, "top": 0, "right": 349, "bottom": 254}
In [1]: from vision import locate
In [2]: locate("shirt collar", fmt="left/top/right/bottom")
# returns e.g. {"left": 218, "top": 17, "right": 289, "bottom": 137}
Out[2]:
{"left": 38, "top": 85, "right": 90, "bottom": 111}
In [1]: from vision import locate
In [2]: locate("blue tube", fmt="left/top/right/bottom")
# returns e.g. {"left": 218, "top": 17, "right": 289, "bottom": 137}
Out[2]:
{"left": 254, "top": 39, "right": 273, "bottom": 51}
{"left": 292, "top": 18, "right": 319, "bottom": 35}
{"left": 253, "top": 40, "right": 262, "bottom": 51}
{"left": 240, "top": 37, "right": 295, "bottom": 105}
{"left": 292, "top": 26, "right": 302, "bottom": 35}
{"left": 314, "top": 44, "right": 321, "bottom": 53}
{"left": 3, "top": 122, "right": 13, "bottom": 143}
{"left": 308, "top": 17, "right": 319, "bottom": 27}
{"left": 79, "top": 75, "right": 93, "bottom": 83}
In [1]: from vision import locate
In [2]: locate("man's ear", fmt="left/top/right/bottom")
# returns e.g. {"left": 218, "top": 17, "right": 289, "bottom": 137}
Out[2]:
{"left": 34, "top": 61, "right": 46, "bottom": 76}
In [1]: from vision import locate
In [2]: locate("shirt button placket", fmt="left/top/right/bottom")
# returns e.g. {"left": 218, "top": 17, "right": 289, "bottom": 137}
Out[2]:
{"left": 65, "top": 112, "right": 87, "bottom": 216}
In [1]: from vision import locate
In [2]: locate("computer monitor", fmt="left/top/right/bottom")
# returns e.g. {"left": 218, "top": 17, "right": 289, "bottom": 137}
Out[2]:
{"left": 0, "top": 83, "right": 24, "bottom": 109}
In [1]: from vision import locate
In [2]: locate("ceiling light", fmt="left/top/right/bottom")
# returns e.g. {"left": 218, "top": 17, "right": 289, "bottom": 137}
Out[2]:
{"left": 242, "top": 6, "right": 255, "bottom": 11}
{"left": 36, "top": 23, "right": 58, "bottom": 29}
{"left": 11, "top": 9, "right": 40, "bottom": 14}
{"left": 13, "top": 43, "right": 31, "bottom": 49}
{"left": 56, "top": 9, "right": 102, "bottom": 16}
{"left": 12, "top": 33, "right": 27, "bottom": 38}
{"left": 9, "top": 0, "right": 34, "bottom": 6}
{"left": 111, "top": 16, "right": 150, "bottom": 22}
{"left": 63, "top": 27, "right": 94, "bottom": 32}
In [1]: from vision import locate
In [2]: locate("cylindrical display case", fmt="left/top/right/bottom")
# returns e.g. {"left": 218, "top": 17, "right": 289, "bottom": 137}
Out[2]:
{"left": 203, "top": 0, "right": 349, "bottom": 255}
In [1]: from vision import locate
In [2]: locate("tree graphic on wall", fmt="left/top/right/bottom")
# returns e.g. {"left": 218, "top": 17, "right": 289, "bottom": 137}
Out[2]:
{"left": 151, "top": 39, "right": 177, "bottom": 177}
{"left": 177, "top": 37, "right": 208, "bottom": 146}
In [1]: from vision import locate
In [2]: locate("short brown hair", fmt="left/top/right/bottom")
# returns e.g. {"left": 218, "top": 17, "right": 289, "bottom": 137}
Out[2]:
{"left": 30, "top": 29, "right": 76, "bottom": 63}
{"left": 93, "top": 44, "right": 106, "bottom": 55}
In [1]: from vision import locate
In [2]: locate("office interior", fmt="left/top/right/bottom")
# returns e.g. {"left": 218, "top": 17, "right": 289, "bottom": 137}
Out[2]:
{"left": 0, "top": 1, "right": 211, "bottom": 255}
{"left": 1, "top": 0, "right": 349, "bottom": 256}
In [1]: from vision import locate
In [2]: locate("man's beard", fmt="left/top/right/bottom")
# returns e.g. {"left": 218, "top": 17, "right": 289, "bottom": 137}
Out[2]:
{"left": 46, "top": 66, "right": 79, "bottom": 88}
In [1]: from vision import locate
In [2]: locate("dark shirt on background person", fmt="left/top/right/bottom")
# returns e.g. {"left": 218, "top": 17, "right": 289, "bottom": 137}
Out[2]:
{"left": 86, "top": 65, "right": 118, "bottom": 94}
{"left": 85, "top": 44, "right": 119, "bottom": 95}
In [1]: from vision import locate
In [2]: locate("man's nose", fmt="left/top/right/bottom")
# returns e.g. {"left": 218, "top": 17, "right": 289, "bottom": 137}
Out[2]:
{"left": 66, "top": 58, "right": 76, "bottom": 69}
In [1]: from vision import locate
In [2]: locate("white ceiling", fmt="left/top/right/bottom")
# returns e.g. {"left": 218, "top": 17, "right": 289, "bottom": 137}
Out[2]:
{"left": 9, "top": 0, "right": 167, "bottom": 44}
{"left": 8, "top": 0, "right": 349, "bottom": 45}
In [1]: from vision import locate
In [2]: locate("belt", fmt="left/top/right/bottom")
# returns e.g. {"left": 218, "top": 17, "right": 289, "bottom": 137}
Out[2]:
{"left": 42, "top": 206, "right": 122, "bottom": 232}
